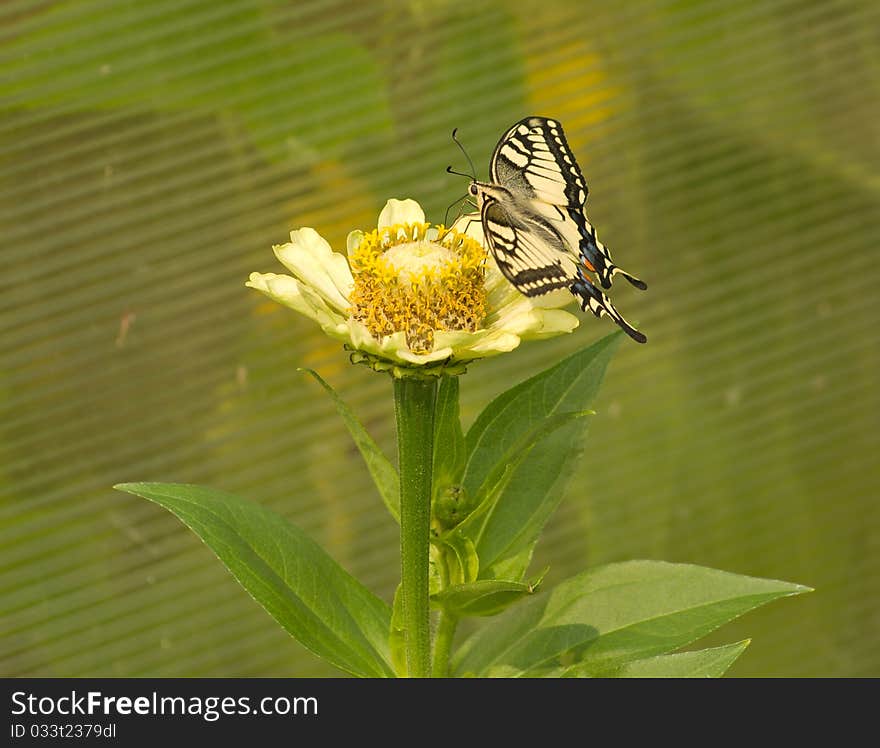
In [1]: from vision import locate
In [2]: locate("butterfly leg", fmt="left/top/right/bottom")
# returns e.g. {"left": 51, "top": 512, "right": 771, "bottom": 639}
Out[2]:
{"left": 451, "top": 211, "right": 482, "bottom": 239}
{"left": 444, "top": 196, "right": 478, "bottom": 228}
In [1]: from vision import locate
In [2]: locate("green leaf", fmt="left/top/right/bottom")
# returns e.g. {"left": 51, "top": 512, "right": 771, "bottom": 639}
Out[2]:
{"left": 389, "top": 584, "right": 407, "bottom": 678}
{"left": 434, "top": 532, "right": 480, "bottom": 586}
{"left": 300, "top": 368, "right": 400, "bottom": 523}
{"left": 462, "top": 331, "right": 620, "bottom": 497}
{"left": 452, "top": 560, "right": 810, "bottom": 677}
{"left": 593, "top": 641, "right": 751, "bottom": 678}
{"left": 114, "top": 482, "right": 394, "bottom": 678}
{"left": 432, "top": 579, "right": 535, "bottom": 618}
{"left": 432, "top": 376, "right": 466, "bottom": 498}
{"left": 460, "top": 411, "right": 592, "bottom": 541}
{"left": 483, "top": 542, "right": 537, "bottom": 583}
{"left": 460, "top": 332, "right": 621, "bottom": 577}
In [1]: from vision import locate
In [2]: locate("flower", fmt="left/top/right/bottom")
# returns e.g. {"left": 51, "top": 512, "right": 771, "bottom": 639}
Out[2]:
{"left": 246, "top": 198, "right": 579, "bottom": 376}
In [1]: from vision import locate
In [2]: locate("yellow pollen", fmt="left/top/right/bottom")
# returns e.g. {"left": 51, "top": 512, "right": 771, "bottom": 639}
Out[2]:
{"left": 349, "top": 223, "right": 487, "bottom": 354}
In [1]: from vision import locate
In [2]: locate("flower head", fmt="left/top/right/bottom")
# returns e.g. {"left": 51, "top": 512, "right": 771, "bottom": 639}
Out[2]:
{"left": 247, "top": 199, "right": 578, "bottom": 376}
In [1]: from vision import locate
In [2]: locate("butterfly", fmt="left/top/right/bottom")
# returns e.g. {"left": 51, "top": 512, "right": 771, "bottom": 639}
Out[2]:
{"left": 459, "top": 116, "right": 647, "bottom": 343}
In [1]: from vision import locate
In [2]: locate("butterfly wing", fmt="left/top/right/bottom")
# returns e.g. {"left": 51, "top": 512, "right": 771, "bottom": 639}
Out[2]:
{"left": 490, "top": 116, "right": 646, "bottom": 292}
{"left": 570, "top": 273, "right": 647, "bottom": 344}
{"left": 480, "top": 193, "right": 646, "bottom": 343}
{"left": 490, "top": 117, "right": 586, "bottom": 208}
{"left": 480, "top": 194, "right": 574, "bottom": 295}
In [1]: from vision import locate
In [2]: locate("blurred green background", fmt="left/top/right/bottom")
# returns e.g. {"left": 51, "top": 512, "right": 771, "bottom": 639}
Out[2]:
{"left": 2, "top": 0, "right": 878, "bottom": 677}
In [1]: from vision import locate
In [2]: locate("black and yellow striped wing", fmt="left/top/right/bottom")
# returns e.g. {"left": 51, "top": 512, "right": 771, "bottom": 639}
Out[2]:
{"left": 490, "top": 116, "right": 647, "bottom": 294}
{"left": 479, "top": 190, "right": 647, "bottom": 344}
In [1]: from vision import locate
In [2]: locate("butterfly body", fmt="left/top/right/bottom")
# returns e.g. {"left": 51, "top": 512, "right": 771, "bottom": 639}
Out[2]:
{"left": 467, "top": 116, "right": 647, "bottom": 343}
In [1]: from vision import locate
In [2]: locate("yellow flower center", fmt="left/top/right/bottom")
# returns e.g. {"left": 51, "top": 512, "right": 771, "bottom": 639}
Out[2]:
{"left": 348, "top": 222, "right": 487, "bottom": 354}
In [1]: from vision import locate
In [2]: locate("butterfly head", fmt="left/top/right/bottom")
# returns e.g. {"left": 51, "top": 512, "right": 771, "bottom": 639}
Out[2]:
{"left": 447, "top": 129, "right": 483, "bottom": 225}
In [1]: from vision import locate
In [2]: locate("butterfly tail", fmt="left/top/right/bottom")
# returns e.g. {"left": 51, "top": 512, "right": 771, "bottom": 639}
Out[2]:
{"left": 571, "top": 273, "right": 647, "bottom": 344}
{"left": 579, "top": 229, "right": 648, "bottom": 291}
{"left": 615, "top": 267, "right": 648, "bottom": 291}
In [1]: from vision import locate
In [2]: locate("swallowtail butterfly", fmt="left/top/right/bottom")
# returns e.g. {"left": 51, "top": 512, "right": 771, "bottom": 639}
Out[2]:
{"left": 463, "top": 116, "right": 647, "bottom": 343}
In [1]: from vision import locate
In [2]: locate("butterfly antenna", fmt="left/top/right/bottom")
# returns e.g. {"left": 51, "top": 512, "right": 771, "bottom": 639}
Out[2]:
{"left": 446, "top": 165, "right": 473, "bottom": 179}
{"left": 451, "top": 127, "right": 477, "bottom": 180}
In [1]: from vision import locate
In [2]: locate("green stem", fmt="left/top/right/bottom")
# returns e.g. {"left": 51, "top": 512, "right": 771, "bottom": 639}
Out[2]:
{"left": 393, "top": 377, "right": 438, "bottom": 678}
{"left": 432, "top": 612, "right": 458, "bottom": 678}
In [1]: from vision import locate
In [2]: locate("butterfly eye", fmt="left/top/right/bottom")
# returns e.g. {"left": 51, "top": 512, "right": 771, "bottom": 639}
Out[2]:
{"left": 468, "top": 183, "right": 478, "bottom": 196}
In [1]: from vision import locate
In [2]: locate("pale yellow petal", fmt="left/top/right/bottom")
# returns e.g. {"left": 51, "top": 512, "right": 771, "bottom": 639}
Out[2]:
{"left": 483, "top": 291, "right": 535, "bottom": 328}
{"left": 395, "top": 347, "right": 456, "bottom": 364}
{"left": 372, "top": 329, "right": 453, "bottom": 364}
{"left": 273, "top": 228, "right": 353, "bottom": 312}
{"left": 485, "top": 276, "right": 525, "bottom": 315}
{"left": 246, "top": 272, "right": 348, "bottom": 333}
{"left": 490, "top": 305, "right": 544, "bottom": 337}
{"left": 482, "top": 261, "right": 511, "bottom": 298}
{"left": 433, "top": 328, "right": 514, "bottom": 358}
{"left": 378, "top": 198, "right": 425, "bottom": 230}
{"left": 532, "top": 287, "right": 575, "bottom": 310}
{"left": 345, "top": 319, "right": 384, "bottom": 356}
{"left": 522, "top": 308, "right": 580, "bottom": 339}
{"left": 346, "top": 230, "right": 364, "bottom": 259}
{"left": 432, "top": 329, "right": 479, "bottom": 350}
{"left": 466, "top": 329, "right": 524, "bottom": 354}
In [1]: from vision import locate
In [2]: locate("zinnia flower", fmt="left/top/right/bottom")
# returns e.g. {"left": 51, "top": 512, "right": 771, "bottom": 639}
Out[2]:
{"left": 246, "top": 198, "right": 578, "bottom": 376}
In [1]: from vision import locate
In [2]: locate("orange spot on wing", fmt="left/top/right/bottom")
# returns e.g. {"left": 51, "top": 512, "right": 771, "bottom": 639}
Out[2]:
{"left": 582, "top": 258, "right": 596, "bottom": 273}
